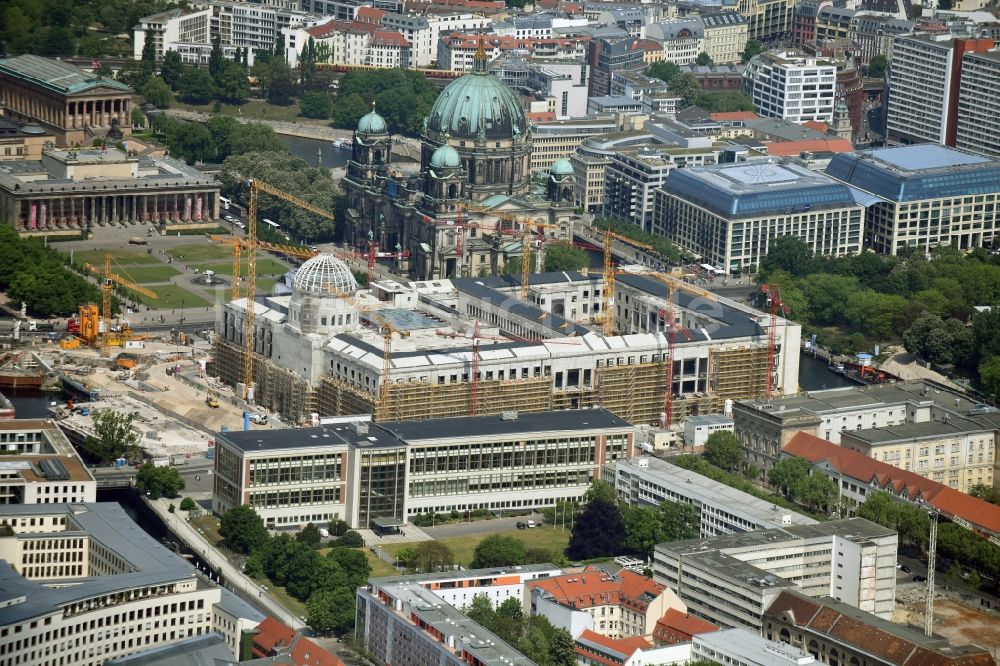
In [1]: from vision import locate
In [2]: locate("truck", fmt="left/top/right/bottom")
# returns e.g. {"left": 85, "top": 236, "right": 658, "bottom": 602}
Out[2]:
{"left": 318, "top": 528, "right": 330, "bottom": 539}
{"left": 170, "top": 454, "right": 188, "bottom": 466}
{"left": 152, "top": 458, "right": 170, "bottom": 468}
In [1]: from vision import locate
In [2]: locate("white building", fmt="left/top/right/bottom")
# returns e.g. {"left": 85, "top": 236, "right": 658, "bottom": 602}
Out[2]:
{"left": 374, "top": 564, "right": 561, "bottom": 609}
{"left": 0, "top": 419, "right": 96, "bottom": 505}
{"left": 684, "top": 414, "right": 734, "bottom": 447}
{"left": 956, "top": 50, "right": 1000, "bottom": 159}
{"left": 742, "top": 50, "right": 837, "bottom": 123}
{"left": 692, "top": 628, "right": 816, "bottom": 665}
{"left": 0, "top": 503, "right": 264, "bottom": 666}
{"left": 132, "top": 8, "right": 212, "bottom": 61}
{"left": 646, "top": 19, "right": 706, "bottom": 66}
{"left": 654, "top": 161, "right": 865, "bottom": 274}
{"left": 524, "top": 61, "right": 589, "bottom": 119}
{"left": 606, "top": 456, "right": 817, "bottom": 536}
{"left": 652, "top": 518, "right": 899, "bottom": 630}
{"left": 700, "top": 11, "right": 750, "bottom": 65}
{"left": 380, "top": 12, "right": 489, "bottom": 67}
{"left": 284, "top": 19, "right": 412, "bottom": 68}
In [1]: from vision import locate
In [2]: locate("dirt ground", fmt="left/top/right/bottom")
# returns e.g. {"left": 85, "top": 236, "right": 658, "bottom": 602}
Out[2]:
{"left": 896, "top": 597, "right": 1000, "bottom": 656}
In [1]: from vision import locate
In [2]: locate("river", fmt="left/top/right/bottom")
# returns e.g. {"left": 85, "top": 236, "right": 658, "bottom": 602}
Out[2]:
{"left": 798, "top": 351, "right": 857, "bottom": 392}
{"left": 280, "top": 134, "right": 352, "bottom": 169}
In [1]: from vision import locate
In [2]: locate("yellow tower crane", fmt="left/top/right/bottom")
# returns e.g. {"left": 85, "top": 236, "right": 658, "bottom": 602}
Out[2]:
{"left": 84, "top": 255, "right": 158, "bottom": 357}
{"left": 599, "top": 231, "right": 654, "bottom": 336}
{"left": 238, "top": 178, "right": 337, "bottom": 401}
{"left": 517, "top": 219, "right": 566, "bottom": 302}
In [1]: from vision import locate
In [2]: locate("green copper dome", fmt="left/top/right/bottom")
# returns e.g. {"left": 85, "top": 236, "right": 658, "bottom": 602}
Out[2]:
{"left": 430, "top": 144, "right": 462, "bottom": 168}
{"left": 427, "top": 66, "right": 526, "bottom": 141}
{"left": 550, "top": 158, "right": 574, "bottom": 176}
{"left": 357, "top": 107, "right": 387, "bottom": 135}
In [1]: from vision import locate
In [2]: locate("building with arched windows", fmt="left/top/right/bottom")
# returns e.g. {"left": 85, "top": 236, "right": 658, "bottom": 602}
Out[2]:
{"left": 341, "top": 38, "right": 577, "bottom": 280}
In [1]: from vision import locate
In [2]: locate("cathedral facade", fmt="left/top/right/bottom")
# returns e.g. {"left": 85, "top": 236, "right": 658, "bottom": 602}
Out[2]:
{"left": 342, "top": 41, "right": 577, "bottom": 280}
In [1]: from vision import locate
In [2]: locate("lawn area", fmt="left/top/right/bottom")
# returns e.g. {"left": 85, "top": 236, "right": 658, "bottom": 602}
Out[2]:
{"left": 383, "top": 526, "right": 570, "bottom": 567}
{"left": 191, "top": 515, "right": 224, "bottom": 548}
{"left": 73, "top": 249, "right": 162, "bottom": 266}
{"left": 167, "top": 242, "right": 236, "bottom": 263}
{"left": 366, "top": 551, "right": 398, "bottom": 578}
{"left": 256, "top": 277, "right": 280, "bottom": 294}
{"left": 175, "top": 99, "right": 306, "bottom": 124}
{"left": 111, "top": 265, "right": 181, "bottom": 284}
{"left": 128, "top": 284, "right": 212, "bottom": 310}
{"left": 189, "top": 258, "right": 290, "bottom": 277}
{"left": 267, "top": 584, "right": 307, "bottom": 618}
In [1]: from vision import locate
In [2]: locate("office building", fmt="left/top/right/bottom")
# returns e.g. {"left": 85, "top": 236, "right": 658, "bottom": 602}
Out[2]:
{"left": 0, "top": 119, "right": 52, "bottom": 161}
{"left": 571, "top": 130, "right": 652, "bottom": 212}
{"left": 763, "top": 591, "right": 997, "bottom": 666}
{"left": 684, "top": 414, "right": 734, "bottom": 447}
{"left": 0, "top": 419, "right": 96, "bottom": 504}
{"left": 653, "top": 161, "right": 865, "bottom": 275}
{"left": 782, "top": 431, "right": 1000, "bottom": 540}
{"left": 885, "top": 34, "right": 993, "bottom": 146}
{"left": 692, "top": 627, "right": 816, "bottom": 665}
{"left": 379, "top": 564, "right": 561, "bottom": 610}
{"left": 606, "top": 456, "right": 817, "bottom": 537}
{"left": 956, "top": 50, "right": 1000, "bottom": 159}
{"left": 526, "top": 566, "right": 686, "bottom": 639}
{"left": 604, "top": 143, "right": 722, "bottom": 232}
{"left": 528, "top": 116, "right": 618, "bottom": 173}
{"left": 825, "top": 144, "right": 1000, "bottom": 254}
{"left": 356, "top": 573, "right": 539, "bottom": 666}
{"left": 104, "top": 633, "right": 238, "bottom": 666}
{"left": 212, "top": 409, "right": 636, "bottom": 529}
{"left": 587, "top": 36, "right": 646, "bottom": 97}
{"left": 0, "top": 503, "right": 264, "bottom": 665}
{"left": 742, "top": 50, "right": 837, "bottom": 123}
{"left": 0, "top": 55, "right": 133, "bottom": 148}
{"left": 652, "top": 518, "right": 898, "bottom": 630}
{"left": 0, "top": 147, "right": 222, "bottom": 236}
{"left": 734, "top": 378, "right": 1000, "bottom": 482}
{"left": 680, "top": 63, "right": 745, "bottom": 91}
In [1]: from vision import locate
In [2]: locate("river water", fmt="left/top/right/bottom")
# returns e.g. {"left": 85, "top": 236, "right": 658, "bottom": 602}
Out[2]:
{"left": 280, "top": 134, "right": 352, "bottom": 169}
{"left": 798, "top": 351, "right": 857, "bottom": 392}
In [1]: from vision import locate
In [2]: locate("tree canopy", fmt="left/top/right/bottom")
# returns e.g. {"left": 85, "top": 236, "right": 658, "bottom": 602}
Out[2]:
{"left": 177, "top": 68, "right": 217, "bottom": 104}
{"left": 220, "top": 506, "right": 270, "bottom": 555}
{"left": 81, "top": 409, "right": 141, "bottom": 463}
{"left": 136, "top": 464, "right": 185, "bottom": 499}
{"left": 868, "top": 54, "right": 889, "bottom": 79}
{"left": 703, "top": 431, "right": 742, "bottom": 472}
{"left": 465, "top": 596, "right": 576, "bottom": 666}
{"left": 331, "top": 69, "right": 441, "bottom": 136}
{"left": 471, "top": 535, "right": 527, "bottom": 568}
{"left": 141, "top": 76, "right": 173, "bottom": 109}
{"left": 543, "top": 243, "right": 589, "bottom": 272}
{"left": 568, "top": 496, "right": 625, "bottom": 560}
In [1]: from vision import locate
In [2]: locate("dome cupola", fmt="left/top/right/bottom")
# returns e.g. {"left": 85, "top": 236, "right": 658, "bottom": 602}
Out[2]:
{"left": 430, "top": 144, "right": 462, "bottom": 169}
{"left": 293, "top": 254, "right": 359, "bottom": 297}
{"left": 357, "top": 102, "right": 388, "bottom": 136}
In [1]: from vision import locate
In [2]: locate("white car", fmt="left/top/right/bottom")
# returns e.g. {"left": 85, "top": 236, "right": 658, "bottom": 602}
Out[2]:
{"left": 247, "top": 412, "right": 268, "bottom": 425}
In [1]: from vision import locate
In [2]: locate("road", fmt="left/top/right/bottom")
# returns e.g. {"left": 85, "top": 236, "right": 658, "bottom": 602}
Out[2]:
{"left": 421, "top": 512, "right": 547, "bottom": 540}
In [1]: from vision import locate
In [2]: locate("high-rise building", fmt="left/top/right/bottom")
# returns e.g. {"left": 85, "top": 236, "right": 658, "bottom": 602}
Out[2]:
{"left": 885, "top": 34, "right": 993, "bottom": 146}
{"left": 742, "top": 50, "right": 837, "bottom": 123}
{"left": 587, "top": 36, "right": 645, "bottom": 97}
{"left": 956, "top": 50, "right": 1000, "bottom": 159}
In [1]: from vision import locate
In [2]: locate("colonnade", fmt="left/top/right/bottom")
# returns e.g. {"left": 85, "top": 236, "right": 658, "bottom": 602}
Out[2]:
{"left": 14, "top": 191, "right": 220, "bottom": 231}
{"left": 0, "top": 78, "right": 130, "bottom": 132}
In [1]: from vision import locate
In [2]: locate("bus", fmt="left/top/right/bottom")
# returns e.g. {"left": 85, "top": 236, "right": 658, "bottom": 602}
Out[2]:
{"left": 700, "top": 263, "right": 726, "bottom": 276}
{"left": 262, "top": 219, "right": 280, "bottom": 230}
{"left": 219, "top": 196, "right": 231, "bottom": 210}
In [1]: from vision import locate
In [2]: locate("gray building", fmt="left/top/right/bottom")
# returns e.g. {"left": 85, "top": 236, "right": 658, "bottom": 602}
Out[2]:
{"left": 653, "top": 518, "right": 898, "bottom": 631}
{"left": 956, "top": 50, "right": 1000, "bottom": 160}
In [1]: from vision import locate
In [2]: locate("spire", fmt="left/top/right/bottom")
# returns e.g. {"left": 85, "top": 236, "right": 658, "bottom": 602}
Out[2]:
{"left": 473, "top": 33, "right": 488, "bottom": 73}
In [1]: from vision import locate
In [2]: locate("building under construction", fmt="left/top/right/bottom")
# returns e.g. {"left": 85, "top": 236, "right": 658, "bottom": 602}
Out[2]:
{"left": 211, "top": 254, "right": 798, "bottom": 425}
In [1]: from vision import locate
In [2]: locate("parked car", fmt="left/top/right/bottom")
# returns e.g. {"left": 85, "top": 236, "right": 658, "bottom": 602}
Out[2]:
{"left": 248, "top": 412, "right": 268, "bottom": 425}
{"left": 913, "top": 574, "right": 927, "bottom": 582}
{"left": 516, "top": 521, "right": 527, "bottom": 529}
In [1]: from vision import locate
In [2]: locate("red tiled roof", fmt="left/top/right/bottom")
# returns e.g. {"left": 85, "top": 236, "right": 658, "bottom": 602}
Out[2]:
{"left": 765, "top": 138, "right": 854, "bottom": 156}
{"left": 783, "top": 432, "right": 1000, "bottom": 535}
{"left": 652, "top": 608, "right": 719, "bottom": 644}
{"left": 371, "top": 30, "right": 411, "bottom": 48}
{"left": 252, "top": 617, "right": 297, "bottom": 658}
{"left": 355, "top": 6, "right": 385, "bottom": 23}
{"left": 575, "top": 630, "right": 653, "bottom": 666}
{"left": 803, "top": 119, "right": 829, "bottom": 133}
{"left": 766, "top": 591, "right": 996, "bottom": 666}
{"left": 441, "top": 32, "right": 589, "bottom": 51}
{"left": 289, "top": 636, "right": 344, "bottom": 666}
{"left": 638, "top": 38, "right": 664, "bottom": 52}
{"left": 527, "top": 567, "right": 665, "bottom": 612}
{"left": 526, "top": 111, "right": 557, "bottom": 122}
{"left": 305, "top": 20, "right": 348, "bottom": 39}
{"left": 710, "top": 111, "right": 758, "bottom": 121}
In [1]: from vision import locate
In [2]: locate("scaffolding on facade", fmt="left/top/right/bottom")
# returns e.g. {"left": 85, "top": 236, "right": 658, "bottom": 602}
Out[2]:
{"left": 211, "top": 338, "right": 315, "bottom": 419}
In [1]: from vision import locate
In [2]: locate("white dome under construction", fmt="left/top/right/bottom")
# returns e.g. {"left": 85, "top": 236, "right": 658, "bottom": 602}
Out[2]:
{"left": 293, "top": 254, "right": 359, "bottom": 296}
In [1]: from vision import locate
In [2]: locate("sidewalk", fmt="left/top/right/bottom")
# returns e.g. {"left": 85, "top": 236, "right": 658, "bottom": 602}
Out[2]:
{"left": 147, "top": 496, "right": 306, "bottom": 630}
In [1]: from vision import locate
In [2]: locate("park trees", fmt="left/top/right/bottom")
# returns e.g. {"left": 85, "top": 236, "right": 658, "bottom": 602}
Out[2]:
{"left": 136, "top": 464, "right": 185, "bottom": 499}
{"left": 768, "top": 457, "right": 810, "bottom": 497}
{"left": 141, "top": 76, "right": 173, "bottom": 109}
{"left": 296, "top": 522, "right": 322, "bottom": 548}
{"left": 568, "top": 494, "right": 625, "bottom": 560}
{"left": 660, "top": 499, "right": 699, "bottom": 542}
{"left": 472, "top": 535, "right": 528, "bottom": 568}
{"left": 703, "top": 431, "right": 742, "bottom": 472}
{"left": 220, "top": 505, "right": 270, "bottom": 555}
{"left": 300, "top": 91, "right": 333, "bottom": 119}
{"left": 331, "top": 69, "right": 440, "bottom": 135}
{"left": 179, "top": 497, "right": 198, "bottom": 511}
{"left": 177, "top": 68, "right": 216, "bottom": 104}
{"left": 464, "top": 595, "right": 576, "bottom": 666}
{"left": 621, "top": 505, "right": 664, "bottom": 556}
{"left": 741, "top": 39, "right": 765, "bottom": 63}
{"left": 543, "top": 243, "right": 589, "bottom": 272}
{"left": 217, "top": 64, "right": 251, "bottom": 104}
{"left": 868, "top": 54, "right": 888, "bottom": 78}
{"left": 411, "top": 541, "right": 455, "bottom": 572}
{"left": 161, "top": 50, "right": 183, "bottom": 89}
{"left": 82, "top": 409, "right": 141, "bottom": 463}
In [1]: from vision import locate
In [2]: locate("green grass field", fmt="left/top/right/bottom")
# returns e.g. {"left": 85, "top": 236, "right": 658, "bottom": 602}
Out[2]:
{"left": 128, "top": 284, "right": 213, "bottom": 310}
{"left": 167, "top": 243, "right": 236, "bottom": 263}
{"left": 189, "top": 258, "right": 290, "bottom": 277}
{"left": 73, "top": 249, "right": 161, "bottom": 266}
{"left": 110, "top": 265, "right": 181, "bottom": 284}
{"left": 191, "top": 515, "right": 224, "bottom": 547}
{"left": 384, "top": 526, "right": 571, "bottom": 567}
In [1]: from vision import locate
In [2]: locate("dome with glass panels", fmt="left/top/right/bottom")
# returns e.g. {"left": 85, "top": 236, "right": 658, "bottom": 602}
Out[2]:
{"left": 292, "top": 254, "right": 359, "bottom": 296}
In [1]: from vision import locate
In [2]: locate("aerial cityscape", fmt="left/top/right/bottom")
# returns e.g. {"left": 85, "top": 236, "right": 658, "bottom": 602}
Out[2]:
{"left": 1, "top": 0, "right": 1000, "bottom": 664}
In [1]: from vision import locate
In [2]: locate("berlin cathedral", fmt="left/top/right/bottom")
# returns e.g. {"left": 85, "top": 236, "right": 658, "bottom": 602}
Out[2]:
{"left": 342, "top": 39, "right": 577, "bottom": 280}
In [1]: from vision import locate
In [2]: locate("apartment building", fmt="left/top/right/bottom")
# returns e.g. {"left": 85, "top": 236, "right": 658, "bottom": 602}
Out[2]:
{"left": 742, "top": 50, "right": 837, "bottom": 123}
{"left": 587, "top": 36, "right": 646, "bottom": 97}
{"left": 653, "top": 161, "right": 865, "bottom": 275}
{"left": 572, "top": 130, "right": 656, "bottom": 212}
{"left": 782, "top": 431, "right": 1000, "bottom": 541}
{"left": 603, "top": 143, "right": 721, "bottom": 232}
{"left": 956, "top": 50, "right": 1000, "bottom": 159}
{"left": 737, "top": 0, "right": 797, "bottom": 40}
{"left": 526, "top": 567, "right": 685, "bottom": 639}
{"left": 646, "top": 19, "right": 705, "bottom": 66}
{"left": 814, "top": 5, "right": 854, "bottom": 42}
{"left": 213, "top": 409, "right": 636, "bottom": 529}
{"left": 283, "top": 19, "right": 411, "bottom": 68}
{"left": 692, "top": 628, "right": 816, "bottom": 665}
{"left": 381, "top": 12, "right": 489, "bottom": 67}
{"left": 438, "top": 33, "right": 588, "bottom": 71}
{"left": 0, "top": 503, "right": 263, "bottom": 666}
{"left": 886, "top": 34, "right": 993, "bottom": 146}
{"left": 132, "top": 8, "right": 212, "bottom": 61}
{"left": 652, "top": 518, "right": 898, "bottom": 631}
{"left": 763, "top": 591, "right": 997, "bottom": 666}
{"left": 734, "top": 378, "right": 1000, "bottom": 485}
{"left": 0, "top": 419, "right": 96, "bottom": 505}
{"left": 848, "top": 15, "right": 913, "bottom": 67}
{"left": 700, "top": 11, "right": 750, "bottom": 64}
{"left": 825, "top": 144, "right": 1000, "bottom": 255}
{"left": 605, "top": 457, "right": 817, "bottom": 537}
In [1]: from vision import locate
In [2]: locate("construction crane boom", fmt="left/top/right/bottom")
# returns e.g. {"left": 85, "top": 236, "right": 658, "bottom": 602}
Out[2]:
{"left": 518, "top": 220, "right": 564, "bottom": 302}
{"left": 599, "top": 230, "right": 654, "bottom": 336}
{"left": 84, "top": 256, "right": 158, "bottom": 357}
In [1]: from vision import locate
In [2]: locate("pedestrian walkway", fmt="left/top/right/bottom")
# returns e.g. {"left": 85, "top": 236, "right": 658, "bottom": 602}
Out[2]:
{"left": 357, "top": 524, "right": 432, "bottom": 547}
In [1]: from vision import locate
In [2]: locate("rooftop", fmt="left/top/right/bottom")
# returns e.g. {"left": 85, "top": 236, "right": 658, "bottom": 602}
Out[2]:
{"left": 783, "top": 432, "right": 1000, "bottom": 536}
{"left": 527, "top": 566, "right": 667, "bottom": 610}
{"left": 653, "top": 608, "right": 719, "bottom": 643}
{"left": 826, "top": 145, "right": 1000, "bottom": 202}
{"left": 695, "top": 628, "right": 815, "bottom": 664}
{"left": 0, "top": 55, "right": 133, "bottom": 95}
{"left": 765, "top": 591, "right": 997, "bottom": 665}
{"left": 104, "top": 632, "right": 236, "bottom": 666}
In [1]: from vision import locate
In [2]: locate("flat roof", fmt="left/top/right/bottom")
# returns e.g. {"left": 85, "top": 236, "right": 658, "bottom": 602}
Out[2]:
{"left": 104, "top": 632, "right": 236, "bottom": 666}
{"left": 0, "top": 55, "right": 133, "bottom": 95}
{"left": 695, "top": 628, "right": 814, "bottom": 663}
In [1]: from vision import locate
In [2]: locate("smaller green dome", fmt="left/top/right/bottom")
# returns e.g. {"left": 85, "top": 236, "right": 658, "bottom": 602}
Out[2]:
{"left": 430, "top": 144, "right": 462, "bottom": 169}
{"left": 550, "top": 158, "right": 574, "bottom": 176}
{"left": 357, "top": 107, "right": 387, "bottom": 135}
